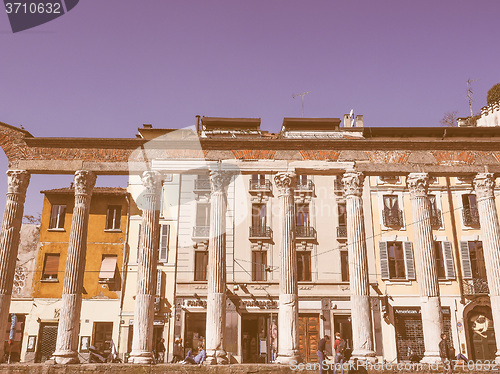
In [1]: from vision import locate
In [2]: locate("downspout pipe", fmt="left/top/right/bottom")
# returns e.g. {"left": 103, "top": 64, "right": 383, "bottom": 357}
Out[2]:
{"left": 117, "top": 193, "right": 131, "bottom": 357}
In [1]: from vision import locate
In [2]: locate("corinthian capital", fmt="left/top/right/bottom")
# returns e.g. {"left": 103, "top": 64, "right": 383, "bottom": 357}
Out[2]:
{"left": 141, "top": 171, "right": 162, "bottom": 194}
{"left": 6, "top": 170, "right": 30, "bottom": 195}
{"left": 407, "top": 173, "right": 429, "bottom": 198}
{"left": 342, "top": 171, "right": 364, "bottom": 197}
{"left": 74, "top": 171, "right": 97, "bottom": 196}
{"left": 274, "top": 172, "right": 296, "bottom": 195}
{"left": 474, "top": 173, "right": 496, "bottom": 200}
{"left": 209, "top": 169, "right": 233, "bottom": 193}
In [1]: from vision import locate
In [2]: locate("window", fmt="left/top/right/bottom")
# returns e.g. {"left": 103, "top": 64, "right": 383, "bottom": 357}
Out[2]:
{"left": 297, "top": 251, "right": 311, "bottom": 281}
{"left": 341, "top": 250, "right": 349, "bottom": 282}
{"left": 296, "top": 204, "right": 310, "bottom": 227}
{"left": 92, "top": 322, "right": 113, "bottom": 356}
{"left": 429, "top": 195, "right": 442, "bottom": 227}
{"left": 382, "top": 195, "right": 402, "bottom": 226}
{"left": 194, "top": 251, "right": 208, "bottom": 281}
{"left": 42, "top": 254, "right": 60, "bottom": 280}
{"left": 252, "top": 204, "right": 266, "bottom": 227}
{"left": 434, "top": 242, "right": 446, "bottom": 280}
{"left": 49, "top": 205, "right": 66, "bottom": 229}
{"left": 98, "top": 255, "right": 117, "bottom": 283}
{"left": 379, "top": 241, "right": 415, "bottom": 280}
{"left": 196, "top": 203, "right": 210, "bottom": 227}
{"left": 252, "top": 251, "right": 267, "bottom": 281}
{"left": 158, "top": 224, "right": 169, "bottom": 262}
{"left": 462, "top": 194, "right": 480, "bottom": 226}
{"left": 251, "top": 174, "right": 266, "bottom": 186}
{"left": 106, "top": 205, "right": 121, "bottom": 230}
{"left": 469, "top": 241, "right": 487, "bottom": 279}
{"left": 338, "top": 202, "right": 347, "bottom": 226}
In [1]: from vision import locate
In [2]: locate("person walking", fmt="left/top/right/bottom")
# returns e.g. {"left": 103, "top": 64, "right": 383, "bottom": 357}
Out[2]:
{"left": 156, "top": 338, "right": 166, "bottom": 363}
{"left": 439, "top": 333, "right": 453, "bottom": 374}
{"left": 333, "top": 332, "right": 346, "bottom": 374}
{"left": 317, "top": 335, "right": 330, "bottom": 374}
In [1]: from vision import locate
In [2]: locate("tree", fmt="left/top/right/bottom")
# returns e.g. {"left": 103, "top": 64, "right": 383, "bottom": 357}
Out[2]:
{"left": 440, "top": 111, "right": 458, "bottom": 127}
{"left": 487, "top": 83, "right": 500, "bottom": 105}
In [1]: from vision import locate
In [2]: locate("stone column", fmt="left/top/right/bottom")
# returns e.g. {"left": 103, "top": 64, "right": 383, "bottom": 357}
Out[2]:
{"left": 0, "top": 170, "right": 30, "bottom": 361}
{"left": 274, "top": 172, "right": 301, "bottom": 364}
{"left": 407, "top": 172, "right": 443, "bottom": 364}
{"left": 130, "top": 171, "right": 162, "bottom": 364}
{"left": 205, "top": 169, "right": 232, "bottom": 365}
{"left": 342, "top": 171, "right": 376, "bottom": 362}
{"left": 473, "top": 173, "right": 500, "bottom": 363}
{"left": 53, "top": 170, "right": 96, "bottom": 364}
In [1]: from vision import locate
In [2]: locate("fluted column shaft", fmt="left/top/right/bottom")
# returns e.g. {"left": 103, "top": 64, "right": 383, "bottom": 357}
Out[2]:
{"left": 342, "top": 171, "right": 375, "bottom": 361}
{"left": 275, "top": 172, "right": 301, "bottom": 364}
{"left": 0, "top": 170, "right": 29, "bottom": 361}
{"left": 205, "top": 169, "right": 231, "bottom": 365}
{"left": 130, "top": 171, "right": 162, "bottom": 364}
{"left": 53, "top": 171, "right": 96, "bottom": 364}
{"left": 473, "top": 173, "right": 500, "bottom": 362}
{"left": 407, "top": 173, "right": 443, "bottom": 364}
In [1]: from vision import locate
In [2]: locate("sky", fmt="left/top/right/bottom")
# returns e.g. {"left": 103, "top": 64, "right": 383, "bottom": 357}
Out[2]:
{"left": 0, "top": 0, "right": 500, "bottom": 217}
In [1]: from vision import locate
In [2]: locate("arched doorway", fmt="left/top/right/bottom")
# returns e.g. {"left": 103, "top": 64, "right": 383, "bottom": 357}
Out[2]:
{"left": 466, "top": 305, "right": 497, "bottom": 361}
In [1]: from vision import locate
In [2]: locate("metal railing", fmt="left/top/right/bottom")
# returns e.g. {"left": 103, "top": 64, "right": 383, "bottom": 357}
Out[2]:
{"left": 249, "top": 226, "right": 272, "bottom": 239}
{"left": 296, "top": 179, "right": 314, "bottom": 191}
{"left": 249, "top": 179, "right": 272, "bottom": 192}
{"left": 337, "top": 226, "right": 347, "bottom": 238}
{"left": 192, "top": 226, "right": 210, "bottom": 239}
{"left": 296, "top": 226, "right": 316, "bottom": 239}
{"left": 462, "top": 278, "right": 489, "bottom": 296}
{"left": 382, "top": 209, "right": 404, "bottom": 227}
{"left": 194, "top": 179, "right": 210, "bottom": 191}
{"left": 430, "top": 210, "right": 442, "bottom": 227}
{"left": 462, "top": 208, "right": 480, "bottom": 227}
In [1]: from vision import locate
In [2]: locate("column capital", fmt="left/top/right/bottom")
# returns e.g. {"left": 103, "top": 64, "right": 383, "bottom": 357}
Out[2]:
{"left": 140, "top": 170, "right": 162, "bottom": 194}
{"left": 209, "top": 169, "right": 233, "bottom": 193}
{"left": 6, "top": 170, "right": 30, "bottom": 195}
{"left": 474, "top": 173, "right": 496, "bottom": 200}
{"left": 342, "top": 170, "right": 364, "bottom": 197}
{"left": 274, "top": 172, "right": 296, "bottom": 195}
{"left": 74, "top": 171, "right": 96, "bottom": 196}
{"left": 407, "top": 172, "right": 430, "bottom": 198}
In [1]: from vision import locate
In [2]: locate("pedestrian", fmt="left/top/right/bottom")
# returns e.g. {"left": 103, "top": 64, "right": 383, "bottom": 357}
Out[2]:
{"left": 317, "top": 335, "right": 330, "bottom": 374}
{"left": 181, "top": 343, "right": 206, "bottom": 366}
{"left": 439, "top": 333, "right": 453, "bottom": 374}
{"left": 171, "top": 338, "right": 183, "bottom": 363}
{"left": 333, "top": 332, "right": 346, "bottom": 374}
{"left": 156, "top": 338, "right": 166, "bottom": 363}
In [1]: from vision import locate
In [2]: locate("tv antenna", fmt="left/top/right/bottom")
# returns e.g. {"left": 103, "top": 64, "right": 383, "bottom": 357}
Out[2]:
{"left": 467, "top": 79, "right": 479, "bottom": 116}
{"left": 292, "top": 91, "right": 311, "bottom": 117}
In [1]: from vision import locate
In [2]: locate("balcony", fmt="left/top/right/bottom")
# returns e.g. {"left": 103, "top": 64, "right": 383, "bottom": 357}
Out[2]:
{"left": 463, "top": 208, "right": 480, "bottom": 227}
{"left": 337, "top": 226, "right": 347, "bottom": 239}
{"left": 296, "top": 226, "right": 316, "bottom": 239}
{"left": 296, "top": 179, "right": 314, "bottom": 192}
{"left": 382, "top": 209, "right": 404, "bottom": 227}
{"left": 194, "top": 179, "right": 211, "bottom": 192}
{"left": 192, "top": 226, "right": 210, "bottom": 240}
{"left": 249, "top": 226, "right": 272, "bottom": 239}
{"left": 430, "top": 210, "right": 442, "bottom": 227}
{"left": 249, "top": 180, "right": 272, "bottom": 193}
{"left": 462, "top": 278, "right": 489, "bottom": 296}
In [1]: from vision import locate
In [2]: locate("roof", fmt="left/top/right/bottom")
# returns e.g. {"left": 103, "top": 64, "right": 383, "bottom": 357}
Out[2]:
{"left": 41, "top": 187, "right": 128, "bottom": 195}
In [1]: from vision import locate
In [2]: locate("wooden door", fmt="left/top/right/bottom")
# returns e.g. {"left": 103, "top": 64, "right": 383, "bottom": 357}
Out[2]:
{"left": 298, "top": 314, "right": 319, "bottom": 363}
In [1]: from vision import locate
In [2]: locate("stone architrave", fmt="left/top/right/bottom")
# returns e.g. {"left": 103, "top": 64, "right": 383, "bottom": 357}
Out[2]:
{"left": 342, "top": 171, "right": 376, "bottom": 362}
{"left": 274, "top": 172, "right": 301, "bottom": 364}
{"left": 0, "top": 170, "right": 30, "bottom": 361}
{"left": 53, "top": 170, "right": 96, "bottom": 364}
{"left": 473, "top": 173, "right": 500, "bottom": 363}
{"left": 205, "top": 169, "right": 232, "bottom": 365}
{"left": 407, "top": 172, "right": 443, "bottom": 364}
{"left": 130, "top": 171, "right": 162, "bottom": 364}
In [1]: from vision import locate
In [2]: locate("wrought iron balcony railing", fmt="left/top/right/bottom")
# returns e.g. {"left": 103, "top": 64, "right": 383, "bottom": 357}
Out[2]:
{"left": 194, "top": 179, "right": 211, "bottom": 191}
{"left": 249, "top": 180, "right": 272, "bottom": 192}
{"left": 430, "top": 210, "right": 442, "bottom": 227}
{"left": 337, "top": 225, "right": 347, "bottom": 238}
{"left": 462, "top": 208, "right": 480, "bottom": 227}
{"left": 382, "top": 209, "right": 404, "bottom": 227}
{"left": 192, "top": 226, "right": 210, "bottom": 239}
{"left": 296, "top": 179, "right": 314, "bottom": 191}
{"left": 462, "top": 278, "right": 489, "bottom": 296}
{"left": 296, "top": 226, "right": 316, "bottom": 239}
{"left": 249, "top": 226, "right": 272, "bottom": 239}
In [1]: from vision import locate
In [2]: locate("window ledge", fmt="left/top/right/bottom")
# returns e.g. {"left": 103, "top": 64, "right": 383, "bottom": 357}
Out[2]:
{"left": 98, "top": 279, "right": 115, "bottom": 284}
{"left": 47, "top": 228, "right": 65, "bottom": 232}
{"left": 104, "top": 229, "right": 122, "bottom": 233}
{"left": 41, "top": 278, "right": 59, "bottom": 283}
{"left": 384, "top": 280, "right": 412, "bottom": 285}
{"left": 438, "top": 280, "right": 453, "bottom": 285}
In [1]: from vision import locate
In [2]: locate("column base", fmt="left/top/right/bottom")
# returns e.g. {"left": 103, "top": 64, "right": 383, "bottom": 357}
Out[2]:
{"left": 129, "top": 350, "right": 155, "bottom": 364}
{"left": 205, "top": 349, "right": 228, "bottom": 365}
{"left": 350, "top": 349, "right": 377, "bottom": 364}
{"left": 52, "top": 350, "right": 79, "bottom": 364}
{"left": 275, "top": 351, "right": 302, "bottom": 365}
{"left": 420, "top": 352, "right": 441, "bottom": 364}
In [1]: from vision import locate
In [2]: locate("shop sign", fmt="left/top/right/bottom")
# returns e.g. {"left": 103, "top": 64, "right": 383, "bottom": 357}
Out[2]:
{"left": 239, "top": 299, "right": 278, "bottom": 309}
{"left": 184, "top": 299, "right": 207, "bottom": 308}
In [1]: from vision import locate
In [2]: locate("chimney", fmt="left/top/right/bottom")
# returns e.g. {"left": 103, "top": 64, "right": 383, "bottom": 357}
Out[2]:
{"left": 355, "top": 115, "right": 364, "bottom": 128}
{"left": 343, "top": 114, "right": 351, "bottom": 128}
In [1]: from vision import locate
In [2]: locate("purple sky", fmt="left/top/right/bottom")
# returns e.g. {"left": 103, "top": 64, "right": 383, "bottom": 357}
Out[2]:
{"left": 1, "top": 0, "right": 500, "bottom": 217}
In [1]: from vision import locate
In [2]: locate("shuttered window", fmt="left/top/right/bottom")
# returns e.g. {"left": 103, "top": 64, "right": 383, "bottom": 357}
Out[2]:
{"left": 194, "top": 251, "right": 208, "bottom": 281}
{"left": 403, "top": 242, "right": 415, "bottom": 280}
{"left": 380, "top": 241, "right": 415, "bottom": 280}
{"left": 379, "top": 242, "right": 389, "bottom": 280}
{"left": 460, "top": 241, "right": 472, "bottom": 279}
{"left": 158, "top": 224, "right": 169, "bottom": 262}
{"left": 49, "top": 205, "right": 66, "bottom": 229}
{"left": 469, "top": 241, "right": 487, "bottom": 279}
{"left": 434, "top": 242, "right": 447, "bottom": 279}
{"left": 106, "top": 205, "right": 121, "bottom": 230}
{"left": 42, "top": 254, "right": 60, "bottom": 279}
{"left": 442, "top": 241, "right": 455, "bottom": 279}
{"left": 252, "top": 251, "right": 267, "bottom": 281}
{"left": 297, "top": 251, "right": 311, "bottom": 281}
{"left": 341, "top": 250, "right": 349, "bottom": 282}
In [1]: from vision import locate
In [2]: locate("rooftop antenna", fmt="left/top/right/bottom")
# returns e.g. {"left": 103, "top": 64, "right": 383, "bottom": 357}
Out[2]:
{"left": 292, "top": 91, "right": 311, "bottom": 117}
{"left": 467, "top": 79, "right": 478, "bottom": 117}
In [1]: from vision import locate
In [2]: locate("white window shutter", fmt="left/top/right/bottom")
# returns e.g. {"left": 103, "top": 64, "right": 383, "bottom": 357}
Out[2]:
{"left": 156, "top": 270, "right": 162, "bottom": 297}
{"left": 404, "top": 241, "right": 416, "bottom": 280}
{"left": 460, "top": 241, "right": 472, "bottom": 279}
{"left": 443, "top": 241, "right": 456, "bottom": 280}
{"left": 379, "top": 242, "right": 389, "bottom": 280}
{"left": 158, "top": 224, "right": 169, "bottom": 262}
